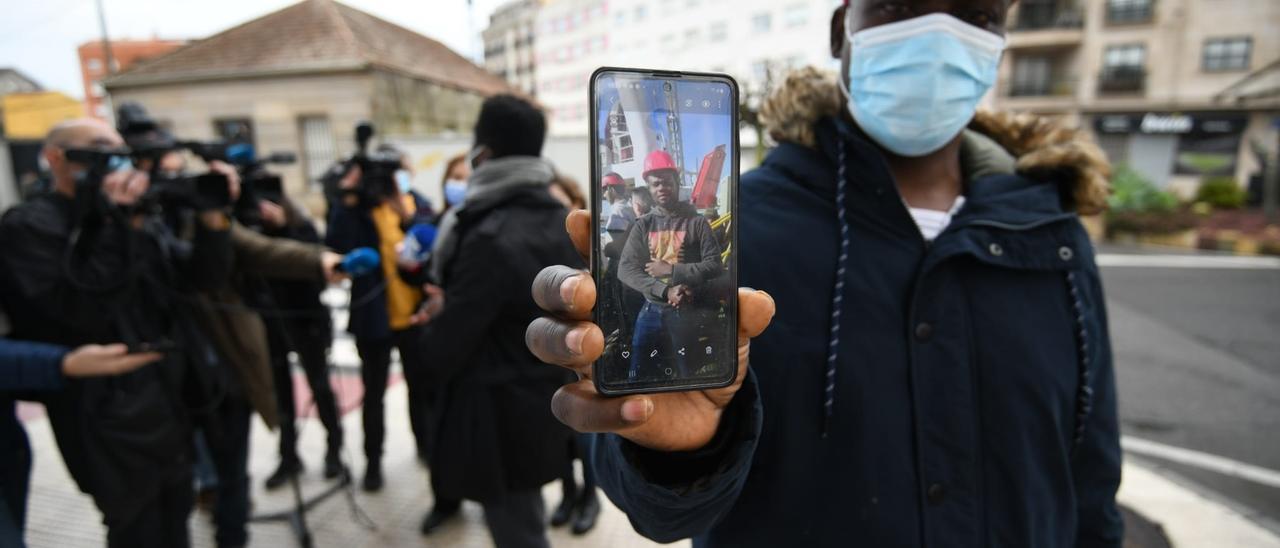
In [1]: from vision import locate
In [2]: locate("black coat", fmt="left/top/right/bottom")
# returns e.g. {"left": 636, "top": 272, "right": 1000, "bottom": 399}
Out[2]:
{"left": 593, "top": 117, "right": 1123, "bottom": 547}
{"left": 416, "top": 185, "right": 582, "bottom": 502}
{"left": 0, "top": 193, "right": 232, "bottom": 528}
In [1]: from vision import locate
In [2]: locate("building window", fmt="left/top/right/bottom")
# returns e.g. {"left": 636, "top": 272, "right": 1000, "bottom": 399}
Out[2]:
{"left": 298, "top": 116, "right": 337, "bottom": 187}
{"left": 213, "top": 117, "right": 256, "bottom": 147}
{"left": 634, "top": 5, "right": 647, "bottom": 21}
{"left": 1106, "top": 0, "right": 1153, "bottom": 24}
{"left": 1203, "top": 37, "right": 1251, "bottom": 72}
{"left": 752, "top": 12, "right": 772, "bottom": 33}
{"left": 1011, "top": 55, "right": 1052, "bottom": 96}
{"left": 86, "top": 58, "right": 103, "bottom": 73}
{"left": 784, "top": 4, "right": 808, "bottom": 28}
{"left": 710, "top": 21, "right": 728, "bottom": 42}
{"left": 1100, "top": 44, "right": 1146, "bottom": 93}
{"left": 751, "top": 60, "right": 770, "bottom": 84}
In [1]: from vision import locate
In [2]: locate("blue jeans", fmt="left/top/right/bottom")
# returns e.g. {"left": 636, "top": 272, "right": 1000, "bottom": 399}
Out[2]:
{"left": 628, "top": 302, "right": 701, "bottom": 380}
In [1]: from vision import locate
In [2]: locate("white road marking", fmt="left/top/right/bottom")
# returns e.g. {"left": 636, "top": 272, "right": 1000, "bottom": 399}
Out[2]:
{"left": 1123, "top": 436, "right": 1280, "bottom": 489}
{"left": 1099, "top": 254, "right": 1280, "bottom": 270}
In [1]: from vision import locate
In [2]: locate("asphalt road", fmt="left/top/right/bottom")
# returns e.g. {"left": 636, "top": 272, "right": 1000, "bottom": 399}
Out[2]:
{"left": 1098, "top": 246, "right": 1280, "bottom": 533}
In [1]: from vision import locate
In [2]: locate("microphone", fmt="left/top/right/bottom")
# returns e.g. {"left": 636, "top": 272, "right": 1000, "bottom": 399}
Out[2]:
{"left": 338, "top": 247, "right": 381, "bottom": 277}
{"left": 399, "top": 223, "right": 438, "bottom": 270}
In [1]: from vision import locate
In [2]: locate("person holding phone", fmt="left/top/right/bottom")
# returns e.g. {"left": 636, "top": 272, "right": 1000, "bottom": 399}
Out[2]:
{"left": 1, "top": 337, "right": 161, "bottom": 547}
{"left": 617, "top": 151, "right": 723, "bottom": 380}
{"left": 527, "top": 0, "right": 1121, "bottom": 546}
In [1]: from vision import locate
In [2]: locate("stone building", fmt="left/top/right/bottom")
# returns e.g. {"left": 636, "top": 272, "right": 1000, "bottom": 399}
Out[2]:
{"left": 104, "top": 0, "right": 510, "bottom": 198}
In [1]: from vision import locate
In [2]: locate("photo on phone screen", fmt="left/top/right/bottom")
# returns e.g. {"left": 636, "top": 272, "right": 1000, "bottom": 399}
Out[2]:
{"left": 590, "top": 68, "right": 738, "bottom": 395}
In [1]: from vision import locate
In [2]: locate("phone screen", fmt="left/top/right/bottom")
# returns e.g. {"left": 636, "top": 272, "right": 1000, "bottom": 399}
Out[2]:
{"left": 590, "top": 69, "right": 739, "bottom": 395}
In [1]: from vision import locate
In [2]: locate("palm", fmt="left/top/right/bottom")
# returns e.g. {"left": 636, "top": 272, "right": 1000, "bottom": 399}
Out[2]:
{"left": 530, "top": 210, "right": 772, "bottom": 453}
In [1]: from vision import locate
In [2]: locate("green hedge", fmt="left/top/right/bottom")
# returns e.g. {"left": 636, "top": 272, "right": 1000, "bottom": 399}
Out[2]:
{"left": 1194, "top": 177, "right": 1246, "bottom": 209}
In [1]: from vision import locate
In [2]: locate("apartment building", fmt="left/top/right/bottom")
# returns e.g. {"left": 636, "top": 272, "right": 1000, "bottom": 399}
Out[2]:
{"left": 482, "top": 0, "right": 542, "bottom": 96}
{"left": 526, "top": 0, "right": 837, "bottom": 135}
{"left": 78, "top": 38, "right": 187, "bottom": 120}
{"left": 991, "top": 0, "right": 1280, "bottom": 195}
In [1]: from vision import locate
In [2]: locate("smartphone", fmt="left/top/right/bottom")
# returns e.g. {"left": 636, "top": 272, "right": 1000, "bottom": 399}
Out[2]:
{"left": 128, "top": 340, "right": 181, "bottom": 354}
{"left": 589, "top": 67, "right": 739, "bottom": 395}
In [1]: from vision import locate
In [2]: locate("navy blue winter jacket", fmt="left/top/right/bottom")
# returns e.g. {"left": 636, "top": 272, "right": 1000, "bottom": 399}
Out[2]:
{"left": 592, "top": 112, "right": 1123, "bottom": 547}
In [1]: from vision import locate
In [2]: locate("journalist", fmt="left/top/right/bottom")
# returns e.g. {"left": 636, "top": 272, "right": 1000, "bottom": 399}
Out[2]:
{"left": 325, "top": 146, "right": 436, "bottom": 492}
{"left": 1, "top": 333, "right": 160, "bottom": 548}
{"left": 0, "top": 118, "right": 234, "bottom": 547}
{"left": 527, "top": 0, "right": 1122, "bottom": 546}
{"left": 255, "top": 196, "right": 347, "bottom": 489}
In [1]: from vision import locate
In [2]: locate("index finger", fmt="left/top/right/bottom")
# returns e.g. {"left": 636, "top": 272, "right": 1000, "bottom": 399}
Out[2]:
{"left": 566, "top": 209, "right": 591, "bottom": 262}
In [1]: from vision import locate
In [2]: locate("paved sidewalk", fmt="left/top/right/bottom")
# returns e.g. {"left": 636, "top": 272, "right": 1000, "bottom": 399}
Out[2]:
{"left": 22, "top": 376, "right": 682, "bottom": 548}
{"left": 15, "top": 316, "right": 1280, "bottom": 547}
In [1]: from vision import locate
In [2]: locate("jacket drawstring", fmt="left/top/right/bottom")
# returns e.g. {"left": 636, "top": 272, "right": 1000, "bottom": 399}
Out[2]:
{"left": 823, "top": 142, "right": 852, "bottom": 438}
{"left": 1066, "top": 271, "right": 1093, "bottom": 452}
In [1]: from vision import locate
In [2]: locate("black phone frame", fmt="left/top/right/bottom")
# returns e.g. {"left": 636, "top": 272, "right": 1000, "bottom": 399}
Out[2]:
{"left": 589, "top": 66, "right": 741, "bottom": 396}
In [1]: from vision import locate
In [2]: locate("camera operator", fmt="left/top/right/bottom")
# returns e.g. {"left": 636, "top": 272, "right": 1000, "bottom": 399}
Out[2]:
{"left": 248, "top": 189, "right": 347, "bottom": 490}
{"left": 134, "top": 154, "right": 345, "bottom": 548}
{"left": 325, "top": 142, "right": 438, "bottom": 494}
{"left": 0, "top": 118, "right": 234, "bottom": 548}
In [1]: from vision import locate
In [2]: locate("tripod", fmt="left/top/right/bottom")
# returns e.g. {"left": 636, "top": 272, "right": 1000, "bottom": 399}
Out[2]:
{"left": 248, "top": 279, "right": 376, "bottom": 547}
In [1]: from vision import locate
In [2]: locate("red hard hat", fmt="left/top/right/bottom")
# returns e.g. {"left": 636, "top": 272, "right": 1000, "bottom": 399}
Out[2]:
{"left": 602, "top": 172, "right": 625, "bottom": 188}
{"left": 643, "top": 150, "right": 677, "bottom": 180}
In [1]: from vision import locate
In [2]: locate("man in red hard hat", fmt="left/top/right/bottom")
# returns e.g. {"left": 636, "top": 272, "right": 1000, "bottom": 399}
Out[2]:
{"left": 601, "top": 171, "right": 634, "bottom": 237}
{"left": 616, "top": 150, "right": 723, "bottom": 380}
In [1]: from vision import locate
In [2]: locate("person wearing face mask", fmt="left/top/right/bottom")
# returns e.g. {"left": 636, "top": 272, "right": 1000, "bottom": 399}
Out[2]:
{"left": 411, "top": 94, "right": 580, "bottom": 547}
{"left": 524, "top": 1, "right": 1122, "bottom": 547}
{"left": 438, "top": 153, "right": 471, "bottom": 220}
{"left": 325, "top": 145, "right": 437, "bottom": 493}
{"left": 0, "top": 119, "right": 235, "bottom": 547}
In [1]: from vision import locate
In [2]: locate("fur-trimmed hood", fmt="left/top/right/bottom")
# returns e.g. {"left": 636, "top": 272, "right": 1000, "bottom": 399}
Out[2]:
{"left": 758, "top": 67, "right": 1111, "bottom": 215}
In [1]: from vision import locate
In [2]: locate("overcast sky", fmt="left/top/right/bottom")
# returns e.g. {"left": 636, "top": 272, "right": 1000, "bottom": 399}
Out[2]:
{"left": 0, "top": 0, "right": 505, "bottom": 99}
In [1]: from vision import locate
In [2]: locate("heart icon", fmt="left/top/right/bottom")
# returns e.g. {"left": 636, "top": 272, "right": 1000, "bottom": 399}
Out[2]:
{"left": 621, "top": 351, "right": 630, "bottom": 358}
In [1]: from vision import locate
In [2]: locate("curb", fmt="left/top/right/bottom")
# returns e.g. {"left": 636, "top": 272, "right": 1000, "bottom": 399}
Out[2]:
{"left": 1119, "top": 460, "right": 1280, "bottom": 547}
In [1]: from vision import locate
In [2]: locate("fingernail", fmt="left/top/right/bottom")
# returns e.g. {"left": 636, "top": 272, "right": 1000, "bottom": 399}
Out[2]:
{"left": 560, "top": 275, "right": 581, "bottom": 310}
{"left": 565, "top": 328, "right": 586, "bottom": 356}
{"left": 621, "top": 398, "right": 653, "bottom": 423}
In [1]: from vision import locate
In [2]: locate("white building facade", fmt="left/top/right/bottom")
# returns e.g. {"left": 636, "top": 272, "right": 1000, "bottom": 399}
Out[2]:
{"left": 530, "top": 0, "right": 839, "bottom": 136}
{"left": 482, "top": 0, "right": 542, "bottom": 96}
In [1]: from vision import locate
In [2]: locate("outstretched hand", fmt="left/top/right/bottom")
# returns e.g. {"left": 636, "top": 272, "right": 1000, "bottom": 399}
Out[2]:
{"left": 526, "top": 210, "right": 774, "bottom": 452}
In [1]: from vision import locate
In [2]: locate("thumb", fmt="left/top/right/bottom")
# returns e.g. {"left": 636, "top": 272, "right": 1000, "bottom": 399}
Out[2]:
{"left": 566, "top": 210, "right": 591, "bottom": 262}
{"left": 98, "top": 343, "right": 130, "bottom": 357}
{"left": 737, "top": 289, "right": 775, "bottom": 341}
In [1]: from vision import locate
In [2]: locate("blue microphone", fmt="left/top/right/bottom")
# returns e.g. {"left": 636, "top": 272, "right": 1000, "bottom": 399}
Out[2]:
{"left": 339, "top": 247, "right": 380, "bottom": 277}
{"left": 399, "top": 223, "right": 438, "bottom": 269}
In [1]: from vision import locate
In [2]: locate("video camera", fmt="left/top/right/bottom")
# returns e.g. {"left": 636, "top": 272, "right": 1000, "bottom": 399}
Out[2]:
{"left": 115, "top": 102, "right": 235, "bottom": 213}
{"left": 340, "top": 122, "right": 404, "bottom": 204}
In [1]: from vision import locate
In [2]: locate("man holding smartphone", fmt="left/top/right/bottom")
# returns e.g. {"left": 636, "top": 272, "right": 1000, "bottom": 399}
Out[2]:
{"left": 527, "top": 0, "right": 1122, "bottom": 546}
{"left": 617, "top": 150, "right": 722, "bottom": 380}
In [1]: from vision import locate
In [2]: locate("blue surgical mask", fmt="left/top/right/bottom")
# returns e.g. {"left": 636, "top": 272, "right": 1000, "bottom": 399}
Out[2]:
{"left": 444, "top": 180, "right": 467, "bottom": 206}
{"left": 843, "top": 13, "right": 1005, "bottom": 157}
{"left": 396, "top": 170, "right": 413, "bottom": 193}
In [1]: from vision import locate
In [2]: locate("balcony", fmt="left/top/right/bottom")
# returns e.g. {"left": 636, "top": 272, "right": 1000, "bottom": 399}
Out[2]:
{"left": 1098, "top": 66, "right": 1147, "bottom": 94}
{"left": 1007, "top": 3, "right": 1084, "bottom": 49}
{"left": 1008, "top": 78, "right": 1077, "bottom": 98}
{"left": 1012, "top": 3, "right": 1084, "bottom": 31}
{"left": 996, "top": 77, "right": 1078, "bottom": 112}
{"left": 1106, "top": 3, "right": 1154, "bottom": 25}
